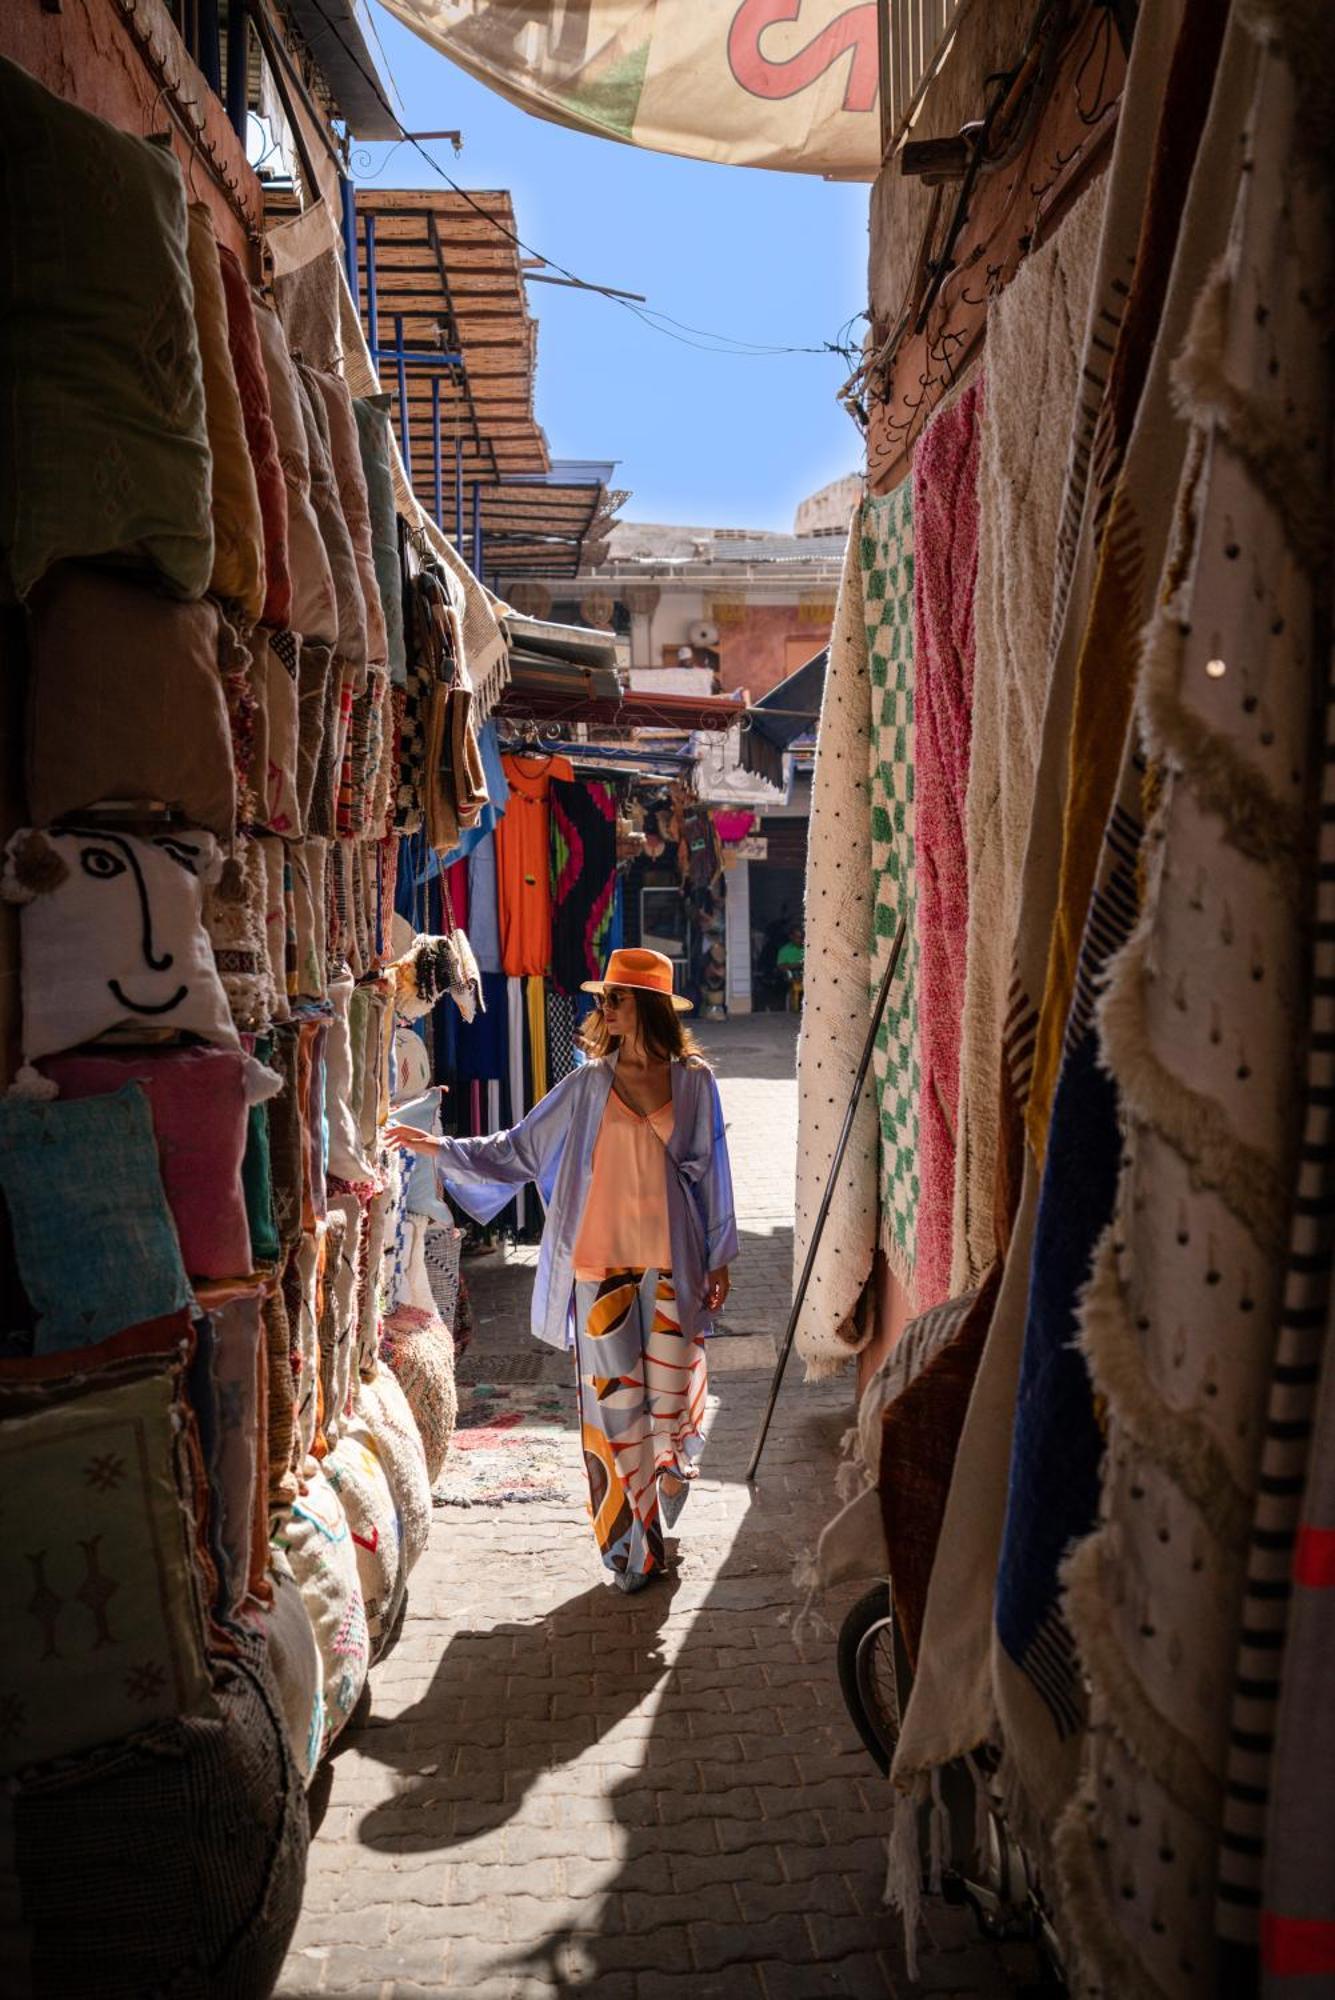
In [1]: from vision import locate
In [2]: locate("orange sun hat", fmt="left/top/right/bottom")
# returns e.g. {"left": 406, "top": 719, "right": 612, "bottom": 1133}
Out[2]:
{"left": 581, "top": 946, "right": 692, "bottom": 1012}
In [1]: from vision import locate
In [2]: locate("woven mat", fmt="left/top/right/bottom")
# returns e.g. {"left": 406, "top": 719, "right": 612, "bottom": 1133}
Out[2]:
{"left": 432, "top": 1382, "right": 579, "bottom": 1509}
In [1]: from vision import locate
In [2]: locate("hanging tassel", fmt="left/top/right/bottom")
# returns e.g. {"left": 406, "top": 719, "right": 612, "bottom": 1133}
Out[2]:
{"left": 884, "top": 1777, "right": 925, "bottom": 1983}
{"left": 927, "top": 1765, "right": 948, "bottom": 1893}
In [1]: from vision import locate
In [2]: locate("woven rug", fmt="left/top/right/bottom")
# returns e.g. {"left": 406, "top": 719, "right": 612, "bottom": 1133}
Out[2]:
{"left": 952, "top": 184, "right": 1103, "bottom": 1294}
{"left": 432, "top": 1381, "right": 580, "bottom": 1509}
{"left": 888, "top": 0, "right": 1192, "bottom": 1868}
{"left": 794, "top": 517, "right": 880, "bottom": 1379}
{"left": 1055, "top": 14, "right": 1328, "bottom": 1992}
{"left": 862, "top": 480, "right": 921, "bottom": 1294}
{"left": 910, "top": 379, "right": 981, "bottom": 1313}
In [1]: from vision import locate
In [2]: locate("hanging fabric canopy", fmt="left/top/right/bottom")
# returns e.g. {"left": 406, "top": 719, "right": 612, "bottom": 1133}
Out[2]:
{"left": 375, "top": 0, "right": 888, "bottom": 177}
{"left": 740, "top": 646, "right": 826, "bottom": 786}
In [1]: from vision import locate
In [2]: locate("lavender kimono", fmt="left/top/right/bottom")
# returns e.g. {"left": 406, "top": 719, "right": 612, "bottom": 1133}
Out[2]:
{"left": 433, "top": 1052, "right": 738, "bottom": 1351}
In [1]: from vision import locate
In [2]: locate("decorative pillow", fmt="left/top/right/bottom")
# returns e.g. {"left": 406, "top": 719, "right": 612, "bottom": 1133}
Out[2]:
{"left": 186, "top": 205, "right": 265, "bottom": 621}
{"left": 290, "top": 1227, "right": 322, "bottom": 1460}
{"left": 358, "top": 1183, "right": 394, "bottom": 1376}
{"left": 316, "top": 1204, "right": 354, "bottom": 1450}
{"left": 392, "top": 1023, "right": 432, "bottom": 1105}
{"left": 380, "top": 1304, "right": 457, "bottom": 1484}
{"left": 247, "top": 1556, "right": 324, "bottom": 1785}
{"left": 204, "top": 835, "right": 273, "bottom": 1032}
{"left": 310, "top": 368, "right": 387, "bottom": 675}
{"left": 242, "top": 1035, "right": 281, "bottom": 1265}
{"left": 0, "top": 1363, "right": 215, "bottom": 1773}
{"left": 259, "top": 630, "right": 302, "bottom": 837}
{"left": 190, "top": 1290, "right": 267, "bottom": 1618}
{"left": 251, "top": 291, "right": 337, "bottom": 647}
{"left": 216, "top": 244, "right": 290, "bottom": 632}
{"left": 290, "top": 836, "right": 327, "bottom": 1003}
{"left": 300, "top": 1018, "right": 329, "bottom": 1229}
{"left": 258, "top": 833, "right": 294, "bottom": 1021}
{"left": 296, "top": 643, "right": 333, "bottom": 833}
{"left": 2, "top": 825, "right": 238, "bottom": 1063}
{"left": 0, "top": 1087, "right": 194, "bottom": 1353}
{"left": 423, "top": 1222, "right": 464, "bottom": 1334}
{"left": 272, "top": 1465, "right": 368, "bottom": 1750}
{"left": 357, "top": 1366, "right": 431, "bottom": 1581}
{"left": 263, "top": 1283, "right": 299, "bottom": 1503}
{"left": 354, "top": 397, "right": 407, "bottom": 685}
{"left": 26, "top": 566, "right": 237, "bottom": 840}
{"left": 0, "top": 58, "right": 212, "bottom": 604}
{"left": 4, "top": 1633, "right": 307, "bottom": 1997}
{"left": 325, "top": 1417, "right": 403, "bottom": 1656}
{"left": 294, "top": 364, "right": 366, "bottom": 674}
{"left": 325, "top": 967, "right": 375, "bottom": 1182}
{"left": 39, "top": 1046, "right": 275, "bottom": 1280}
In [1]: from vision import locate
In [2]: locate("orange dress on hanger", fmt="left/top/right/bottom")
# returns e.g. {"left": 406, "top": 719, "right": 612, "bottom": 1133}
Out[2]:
{"left": 495, "top": 752, "right": 573, "bottom": 976}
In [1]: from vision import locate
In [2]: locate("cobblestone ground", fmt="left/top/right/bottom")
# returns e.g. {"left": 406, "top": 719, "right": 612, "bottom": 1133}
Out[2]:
{"left": 278, "top": 1016, "right": 1039, "bottom": 1999}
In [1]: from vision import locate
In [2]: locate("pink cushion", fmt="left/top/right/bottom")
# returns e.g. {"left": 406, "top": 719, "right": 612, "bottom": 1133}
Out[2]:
{"left": 40, "top": 1047, "right": 253, "bottom": 1279}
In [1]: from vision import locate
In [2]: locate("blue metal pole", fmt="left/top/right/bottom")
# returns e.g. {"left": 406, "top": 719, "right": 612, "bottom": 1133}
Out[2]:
{"left": 455, "top": 439, "right": 464, "bottom": 545}
{"left": 340, "top": 178, "right": 358, "bottom": 304}
{"left": 431, "top": 375, "right": 443, "bottom": 528}
{"left": 364, "top": 211, "right": 379, "bottom": 368}
{"left": 394, "top": 312, "right": 412, "bottom": 480}
{"left": 471, "top": 482, "right": 483, "bottom": 584}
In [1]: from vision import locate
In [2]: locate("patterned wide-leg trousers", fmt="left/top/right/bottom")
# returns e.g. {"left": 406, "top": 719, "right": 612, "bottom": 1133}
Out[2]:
{"left": 573, "top": 1268, "right": 708, "bottom": 1584}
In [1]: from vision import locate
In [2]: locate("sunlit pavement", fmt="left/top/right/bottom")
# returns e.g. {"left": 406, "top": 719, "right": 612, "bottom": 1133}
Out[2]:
{"left": 278, "top": 1015, "right": 1035, "bottom": 1998}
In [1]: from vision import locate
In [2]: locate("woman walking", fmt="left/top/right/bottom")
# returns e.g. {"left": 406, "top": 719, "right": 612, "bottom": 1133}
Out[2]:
{"left": 386, "top": 948, "right": 738, "bottom": 1593}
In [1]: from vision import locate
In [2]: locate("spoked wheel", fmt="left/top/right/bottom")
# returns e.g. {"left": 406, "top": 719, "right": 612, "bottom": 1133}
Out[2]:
{"left": 837, "top": 1583, "right": 902, "bottom": 1775}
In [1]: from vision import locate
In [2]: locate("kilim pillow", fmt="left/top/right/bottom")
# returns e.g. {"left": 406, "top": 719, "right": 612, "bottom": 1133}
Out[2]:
{"left": 357, "top": 1365, "right": 431, "bottom": 1582}
{"left": 39, "top": 1045, "right": 269, "bottom": 1281}
{"left": 244, "top": 1556, "right": 324, "bottom": 1784}
{"left": 272, "top": 1465, "right": 369, "bottom": 1750}
{"left": 24, "top": 565, "right": 236, "bottom": 840}
{"left": 251, "top": 290, "right": 337, "bottom": 647}
{"left": 0, "top": 1087, "right": 193, "bottom": 1352}
{"left": 185, "top": 204, "right": 265, "bottom": 622}
{"left": 0, "top": 1361, "right": 215, "bottom": 1774}
{"left": 2, "top": 824, "right": 239, "bottom": 1064}
{"left": 325, "top": 1416, "right": 404, "bottom": 1657}
{"left": 0, "top": 58, "right": 212, "bottom": 603}
{"left": 379, "top": 1303, "right": 457, "bottom": 1484}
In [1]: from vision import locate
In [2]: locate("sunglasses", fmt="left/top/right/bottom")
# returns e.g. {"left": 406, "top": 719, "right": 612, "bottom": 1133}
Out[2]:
{"left": 601, "top": 987, "right": 631, "bottom": 1006}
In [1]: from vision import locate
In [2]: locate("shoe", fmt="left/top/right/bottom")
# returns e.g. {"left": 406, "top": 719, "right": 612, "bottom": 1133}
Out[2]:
{"left": 659, "top": 1474, "right": 691, "bottom": 1532}
{"left": 613, "top": 1567, "right": 654, "bottom": 1595}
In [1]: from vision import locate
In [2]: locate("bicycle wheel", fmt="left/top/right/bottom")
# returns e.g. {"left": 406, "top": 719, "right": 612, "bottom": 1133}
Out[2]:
{"left": 837, "top": 1583, "right": 901, "bottom": 1775}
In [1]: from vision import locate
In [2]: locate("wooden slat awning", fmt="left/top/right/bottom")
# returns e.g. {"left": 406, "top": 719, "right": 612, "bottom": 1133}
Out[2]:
{"left": 352, "top": 187, "right": 620, "bottom": 575}
{"left": 496, "top": 679, "right": 745, "bottom": 732}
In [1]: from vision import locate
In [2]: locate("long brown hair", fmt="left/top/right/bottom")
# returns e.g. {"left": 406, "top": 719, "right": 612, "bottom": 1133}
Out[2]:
{"left": 578, "top": 989, "right": 710, "bottom": 1067}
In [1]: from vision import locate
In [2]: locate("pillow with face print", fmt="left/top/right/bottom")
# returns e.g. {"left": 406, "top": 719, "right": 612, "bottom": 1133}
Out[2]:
{"left": 2, "top": 826, "right": 240, "bottom": 1063}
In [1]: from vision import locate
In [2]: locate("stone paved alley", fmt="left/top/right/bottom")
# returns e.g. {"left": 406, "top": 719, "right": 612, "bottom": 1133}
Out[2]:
{"left": 278, "top": 1017, "right": 1037, "bottom": 2000}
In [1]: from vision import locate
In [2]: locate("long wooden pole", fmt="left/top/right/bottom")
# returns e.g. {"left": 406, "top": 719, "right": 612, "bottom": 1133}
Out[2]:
{"left": 746, "top": 914, "right": 907, "bottom": 1484}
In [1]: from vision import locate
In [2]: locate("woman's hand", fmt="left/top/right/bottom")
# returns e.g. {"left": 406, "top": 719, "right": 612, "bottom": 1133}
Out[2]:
{"left": 705, "top": 1267, "right": 730, "bottom": 1314}
{"left": 384, "top": 1123, "right": 442, "bottom": 1156}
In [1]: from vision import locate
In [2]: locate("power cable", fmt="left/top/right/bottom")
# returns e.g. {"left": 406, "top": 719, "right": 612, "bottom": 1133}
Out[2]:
{"left": 294, "top": 0, "right": 862, "bottom": 363}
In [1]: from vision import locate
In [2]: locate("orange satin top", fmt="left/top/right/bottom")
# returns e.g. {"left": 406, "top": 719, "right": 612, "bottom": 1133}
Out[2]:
{"left": 573, "top": 1090, "right": 675, "bottom": 1278}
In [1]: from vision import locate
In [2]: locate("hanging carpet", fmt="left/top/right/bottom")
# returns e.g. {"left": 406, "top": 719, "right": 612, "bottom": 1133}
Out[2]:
{"left": 549, "top": 776, "right": 617, "bottom": 996}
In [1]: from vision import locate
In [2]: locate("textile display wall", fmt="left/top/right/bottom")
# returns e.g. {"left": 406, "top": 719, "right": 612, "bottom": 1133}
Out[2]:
{"left": 0, "top": 55, "right": 499, "bottom": 1988}
{"left": 798, "top": 0, "right": 1335, "bottom": 1992}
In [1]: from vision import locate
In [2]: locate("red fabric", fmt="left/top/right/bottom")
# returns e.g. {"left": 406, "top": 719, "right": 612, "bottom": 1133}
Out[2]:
{"left": 911, "top": 380, "right": 982, "bottom": 1309}
{"left": 1262, "top": 1914, "right": 1335, "bottom": 1978}
{"left": 40, "top": 1048, "right": 254, "bottom": 1280}
{"left": 217, "top": 245, "right": 291, "bottom": 631}
{"left": 445, "top": 855, "right": 470, "bottom": 933}
{"left": 1293, "top": 1524, "right": 1335, "bottom": 1588}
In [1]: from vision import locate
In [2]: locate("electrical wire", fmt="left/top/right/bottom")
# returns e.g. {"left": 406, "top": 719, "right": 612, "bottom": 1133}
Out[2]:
{"left": 296, "top": 0, "right": 863, "bottom": 363}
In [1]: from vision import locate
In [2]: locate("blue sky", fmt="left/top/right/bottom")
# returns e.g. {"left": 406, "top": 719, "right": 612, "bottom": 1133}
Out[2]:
{"left": 356, "top": 4, "right": 869, "bottom": 531}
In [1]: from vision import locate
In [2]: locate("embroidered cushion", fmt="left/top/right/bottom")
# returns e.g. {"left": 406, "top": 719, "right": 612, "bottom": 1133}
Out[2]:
{"left": 272, "top": 1465, "right": 368, "bottom": 1750}
{"left": 204, "top": 834, "right": 272, "bottom": 1033}
{"left": 0, "top": 58, "right": 212, "bottom": 604}
{"left": 258, "top": 629, "right": 302, "bottom": 837}
{"left": 354, "top": 396, "right": 407, "bottom": 684}
{"left": 317, "top": 1200, "right": 359, "bottom": 1451}
{"left": 39, "top": 1044, "right": 266, "bottom": 1282}
{"left": 0, "top": 1361, "right": 214, "bottom": 1773}
{"left": 357, "top": 1366, "right": 431, "bottom": 1583}
{"left": 216, "top": 244, "right": 290, "bottom": 631}
{"left": 185, "top": 204, "right": 265, "bottom": 621}
{"left": 251, "top": 291, "right": 337, "bottom": 646}
{"left": 295, "top": 364, "right": 366, "bottom": 673}
{"left": 0, "top": 1087, "right": 193, "bottom": 1352}
{"left": 2, "top": 1633, "right": 306, "bottom": 1997}
{"left": 24, "top": 565, "right": 237, "bottom": 840}
{"left": 380, "top": 1304, "right": 457, "bottom": 1484}
{"left": 190, "top": 1290, "right": 267, "bottom": 1617}
{"left": 245, "top": 1556, "right": 324, "bottom": 1785}
{"left": 391, "top": 1090, "right": 450, "bottom": 1223}
{"left": 325, "top": 1416, "right": 403, "bottom": 1656}
{"left": 2, "top": 825, "right": 238, "bottom": 1063}
{"left": 325, "top": 967, "right": 375, "bottom": 1181}
{"left": 310, "top": 367, "right": 387, "bottom": 675}
{"left": 392, "top": 1023, "right": 432, "bottom": 1104}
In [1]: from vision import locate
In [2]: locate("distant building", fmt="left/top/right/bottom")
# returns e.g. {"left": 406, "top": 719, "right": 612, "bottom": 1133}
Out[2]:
{"left": 794, "top": 473, "right": 865, "bottom": 538}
